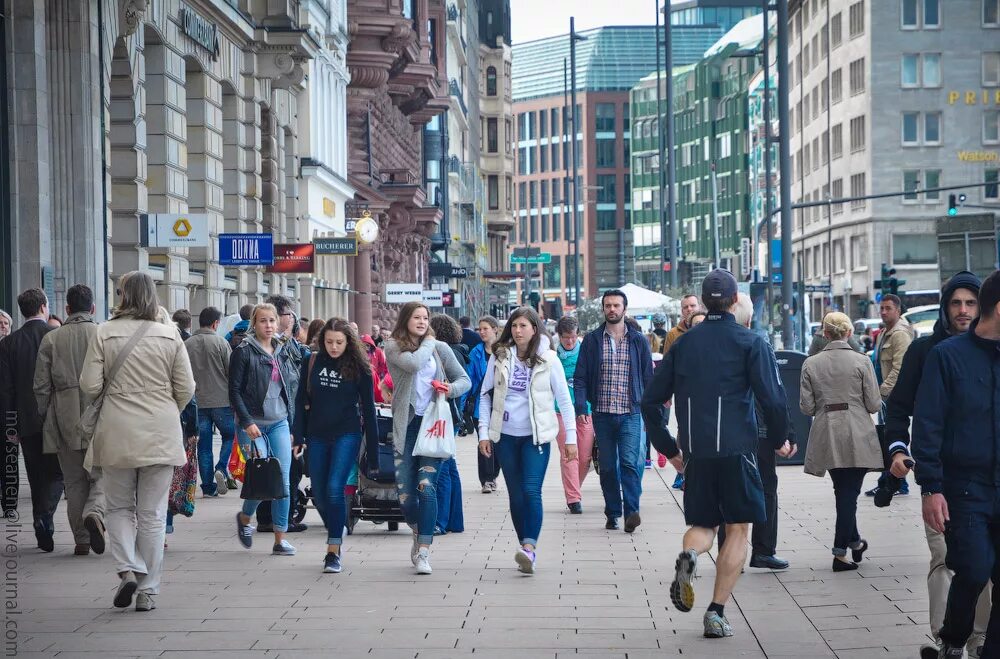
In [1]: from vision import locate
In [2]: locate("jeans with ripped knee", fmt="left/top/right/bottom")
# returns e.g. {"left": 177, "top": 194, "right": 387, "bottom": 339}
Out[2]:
{"left": 394, "top": 416, "right": 444, "bottom": 545}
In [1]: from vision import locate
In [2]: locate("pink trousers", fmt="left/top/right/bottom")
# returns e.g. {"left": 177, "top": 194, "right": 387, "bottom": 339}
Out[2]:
{"left": 555, "top": 413, "right": 595, "bottom": 505}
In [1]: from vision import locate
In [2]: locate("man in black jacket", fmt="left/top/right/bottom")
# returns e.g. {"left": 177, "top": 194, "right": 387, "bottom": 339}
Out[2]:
{"left": 880, "top": 272, "right": 988, "bottom": 657}
{"left": 642, "top": 270, "right": 791, "bottom": 640}
{"left": 0, "top": 289, "right": 62, "bottom": 551}
{"left": 912, "top": 270, "right": 1000, "bottom": 659}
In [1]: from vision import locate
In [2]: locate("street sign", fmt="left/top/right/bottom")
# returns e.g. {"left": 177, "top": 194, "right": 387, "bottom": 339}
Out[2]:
{"left": 141, "top": 213, "right": 210, "bottom": 248}
{"left": 267, "top": 243, "right": 315, "bottom": 274}
{"left": 384, "top": 283, "right": 423, "bottom": 304}
{"left": 219, "top": 233, "right": 274, "bottom": 266}
{"left": 740, "top": 237, "right": 752, "bottom": 277}
{"left": 428, "top": 262, "right": 469, "bottom": 278}
{"left": 510, "top": 253, "right": 552, "bottom": 264}
{"left": 314, "top": 236, "right": 358, "bottom": 255}
{"left": 804, "top": 284, "right": 832, "bottom": 293}
{"left": 511, "top": 247, "right": 541, "bottom": 258}
{"left": 422, "top": 290, "right": 443, "bottom": 307}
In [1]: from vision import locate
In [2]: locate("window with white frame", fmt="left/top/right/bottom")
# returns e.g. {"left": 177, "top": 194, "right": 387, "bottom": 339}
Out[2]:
{"left": 831, "top": 11, "right": 842, "bottom": 45}
{"left": 850, "top": 115, "right": 866, "bottom": 152}
{"left": 832, "top": 68, "right": 842, "bottom": 103}
{"left": 832, "top": 123, "right": 843, "bottom": 159}
{"left": 832, "top": 177, "right": 844, "bottom": 214}
{"left": 925, "top": 169, "right": 941, "bottom": 201}
{"left": 985, "top": 110, "right": 1000, "bottom": 144}
{"left": 850, "top": 173, "right": 866, "bottom": 209}
{"left": 984, "top": 52, "right": 1000, "bottom": 86}
{"left": 902, "top": 170, "right": 920, "bottom": 201}
{"left": 849, "top": 58, "right": 865, "bottom": 95}
{"left": 986, "top": 169, "right": 999, "bottom": 201}
{"left": 902, "top": 0, "right": 940, "bottom": 28}
{"left": 849, "top": 0, "right": 865, "bottom": 37}
{"left": 987, "top": 0, "right": 1000, "bottom": 26}
{"left": 902, "top": 53, "right": 941, "bottom": 87}
{"left": 925, "top": 112, "right": 942, "bottom": 144}
{"left": 851, "top": 234, "right": 868, "bottom": 268}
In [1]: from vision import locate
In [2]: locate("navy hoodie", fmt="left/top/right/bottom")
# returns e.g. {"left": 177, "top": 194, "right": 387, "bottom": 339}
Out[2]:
{"left": 292, "top": 351, "right": 379, "bottom": 452}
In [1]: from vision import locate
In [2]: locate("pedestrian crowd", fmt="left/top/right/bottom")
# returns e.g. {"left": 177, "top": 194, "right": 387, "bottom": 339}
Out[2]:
{"left": 2, "top": 266, "right": 1000, "bottom": 659}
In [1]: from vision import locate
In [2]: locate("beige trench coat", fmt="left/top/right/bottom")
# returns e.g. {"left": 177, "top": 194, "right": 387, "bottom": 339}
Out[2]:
{"left": 800, "top": 341, "right": 883, "bottom": 477}
{"left": 80, "top": 317, "right": 195, "bottom": 470}
{"left": 33, "top": 313, "right": 100, "bottom": 453}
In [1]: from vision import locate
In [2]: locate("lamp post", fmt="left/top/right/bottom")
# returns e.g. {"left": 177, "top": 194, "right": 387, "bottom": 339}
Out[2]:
{"left": 777, "top": 0, "right": 795, "bottom": 348}
{"left": 662, "top": 2, "right": 678, "bottom": 288}
{"left": 569, "top": 17, "right": 586, "bottom": 305}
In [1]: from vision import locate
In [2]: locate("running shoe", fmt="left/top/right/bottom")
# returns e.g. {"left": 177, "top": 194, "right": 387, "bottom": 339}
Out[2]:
{"left": 671, "top": 549, "right": 698, "bottom": 612}
{"left": 215, "top": 470, "right": 228, "bottom": 495}
{"left": 415, "top": 548, "right": 432, "bottom": 575}
{"left": 323, "top": 552, "right": 342, "bottom": 574}
{"left": 703, "top": 610, "right": 733, "bottom": 638}
{"left": 515, "top": 548, "right": 536, "bottom": 575}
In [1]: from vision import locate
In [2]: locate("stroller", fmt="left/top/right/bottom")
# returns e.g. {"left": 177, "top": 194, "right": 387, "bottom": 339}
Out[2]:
{"left": 346, "top": 404, "right": 403, "bottom": 534}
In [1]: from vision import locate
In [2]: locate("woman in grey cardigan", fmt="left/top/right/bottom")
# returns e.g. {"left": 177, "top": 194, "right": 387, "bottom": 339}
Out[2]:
{"left": 800, "top": 312, "right": 882, "bottom": 572}
{"left": 384, "top": 302, "right": 470, "bottom": 575}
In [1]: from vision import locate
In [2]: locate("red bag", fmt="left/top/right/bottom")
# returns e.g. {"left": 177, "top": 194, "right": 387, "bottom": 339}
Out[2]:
{"left": 228, "top": 438, "right": 246, "bottom": 483}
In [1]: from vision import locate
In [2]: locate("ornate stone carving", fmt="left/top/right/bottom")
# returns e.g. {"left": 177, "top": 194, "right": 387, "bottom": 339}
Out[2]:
{"left": 120, "top": 0, "right": 147, "bottom": 36}
{"left": 258, "top": 50, "right": 307, "bottom": 89}
{"left": 348, "top": 65, "right": 389, "bottom": 89}
{"left": 381, "top": 23, "right": 415, "bottom": 55}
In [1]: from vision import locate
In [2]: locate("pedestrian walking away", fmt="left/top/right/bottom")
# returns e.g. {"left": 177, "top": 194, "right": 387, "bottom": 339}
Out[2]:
{"left": 641, "top": 269, "right": 790, "bottom": 640}
{"left": 468, "top": 316, "right": 502, "bottom": 493}
{"left": 385, "top": 302, "right": 470, "bottom": 575}
{"left": 553, "top": 316, "right": 594, "bottom": 514}
{"left": 880, "top": 272, "right": 990, "bottom": 658}
{"left": 716, "top": 293, "right": 796, "bottom": 571}
{"left": 79, "top": 272, "right": 196, "bottom": 612}
{"left": 0, "top": 288, "right": 62, "bottom": 550}
{"left": 799, "top": 312, "right": 882, "bottom": 572}
{"left": 478, "top": 307, "right": 577, "bottom": 574}
{"left": 228, "top": 303, "right": 299, "bottom": 557}
{"left": 184, "top": 306, "right": 236, "bottom": 497}
{"left": 292, "top": 318, "right": 379, "bottom": 574}
{"left": 32, "top": 284, "right": 106, "bottom": 556}
{"left": 574, "top": 289, "right": 653, "bottom": 533}
{"left": 912, "top": 270, "right": 1000, "bottom": 659}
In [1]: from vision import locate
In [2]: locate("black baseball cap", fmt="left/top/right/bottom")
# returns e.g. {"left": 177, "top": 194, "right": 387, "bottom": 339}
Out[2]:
{"left": 702, "top": 269, "right": 738, "bottom": 300}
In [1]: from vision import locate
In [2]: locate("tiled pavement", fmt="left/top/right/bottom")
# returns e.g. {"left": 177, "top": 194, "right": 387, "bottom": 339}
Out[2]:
{"left": 8, "top": 434, "right": 936, "bottom": 658}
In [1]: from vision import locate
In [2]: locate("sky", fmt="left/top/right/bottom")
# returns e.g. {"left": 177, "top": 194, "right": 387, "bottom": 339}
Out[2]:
{"left": 509, "top": 0, "right": 668, "bottom": 44}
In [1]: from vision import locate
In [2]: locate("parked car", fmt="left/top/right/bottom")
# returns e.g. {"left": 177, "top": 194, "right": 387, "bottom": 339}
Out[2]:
{"left": 902, "top": 304, "right": 938, "bottom": 327}
{"left": 853, "top": 317, "right": 882, "bottom": 336}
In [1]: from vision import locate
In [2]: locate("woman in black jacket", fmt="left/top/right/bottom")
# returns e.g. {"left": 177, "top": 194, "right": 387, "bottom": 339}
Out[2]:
{"left": 292, "top": 318, "right": 378, "bottom": 573}
{"left": 229, "top": 303, "right": 299, "bottom": 557}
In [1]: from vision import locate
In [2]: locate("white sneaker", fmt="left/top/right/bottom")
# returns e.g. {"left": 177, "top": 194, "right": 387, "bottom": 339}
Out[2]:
{"left": 214, "top": 470, "right": 228, "bottom": 495}
{"left": 415, "top": 548, "right": 432, "bottom": 575}
{"left": 411, "top": 533, "right": 420, "bottom": 566}
{"left": 272, "top": 539, "right": 297, "bottom": 556}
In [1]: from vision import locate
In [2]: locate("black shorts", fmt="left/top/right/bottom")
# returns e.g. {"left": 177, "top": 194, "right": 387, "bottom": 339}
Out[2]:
{"left": 682, "top": 453, "right": 767, "bottom": 528}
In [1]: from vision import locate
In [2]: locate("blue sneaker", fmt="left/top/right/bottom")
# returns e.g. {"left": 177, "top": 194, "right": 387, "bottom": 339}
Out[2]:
{"left": 323, "top": 552, "right": 342, "bottom": 573}
{"left": 672, "top": 474, "right": 685, "bottom": 490}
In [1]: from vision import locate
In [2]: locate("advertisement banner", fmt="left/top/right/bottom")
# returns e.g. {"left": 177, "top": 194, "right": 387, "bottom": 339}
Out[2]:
{"left": 219, "top": 233, "right": 274, "bottom": 266}
{"left": 267, "top": 243, "right": 315, "bottom": 273}
{"left": 142, "top": 213, "right": 210, "bottom": 248}
{"left": 314, "top": 237, "right": 358, "bottom": 255}
{"left": 385, "top": 283, "right": 423, "bottom": 304}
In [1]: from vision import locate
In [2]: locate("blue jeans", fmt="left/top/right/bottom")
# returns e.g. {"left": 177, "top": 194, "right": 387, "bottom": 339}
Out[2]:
{"left": 198, "top": 407, "right": 236, "bottom": 495}
{"left": 494, "top": 434, "right": 550, "bottom": 547}
{"left": 308, "top": 433, "right": 362, "bottom": 546}
{"left": 592, "top": 412, "right": 644, "bottom": 519}
{"left": 237, "top": 419, "right": 291, "bottom": 533}
{"left": 394, "top": 416, "right": 444, "bottom": 545}
{"left": 435, "top": 457, "right": 464, "bottom": 533}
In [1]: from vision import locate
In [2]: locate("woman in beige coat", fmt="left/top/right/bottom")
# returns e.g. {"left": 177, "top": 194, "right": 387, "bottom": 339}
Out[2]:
{"left": 80, "top": 272, "right": 195, "bottom": 612}
{"left": 800, "top": 312, "right": 882, "bottom": 572}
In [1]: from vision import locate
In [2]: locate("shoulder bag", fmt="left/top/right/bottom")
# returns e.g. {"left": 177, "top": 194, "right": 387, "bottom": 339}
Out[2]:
{"left": 240, "top": 437, "right": 287, "bottom": 501}
{"left": 77, "top": 321, "right": 151, "bottom": 443}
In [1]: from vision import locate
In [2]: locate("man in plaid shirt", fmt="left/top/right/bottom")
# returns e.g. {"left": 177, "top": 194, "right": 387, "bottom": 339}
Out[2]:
{"left": 573, "top": 290, "right": 654, "bottom": 533}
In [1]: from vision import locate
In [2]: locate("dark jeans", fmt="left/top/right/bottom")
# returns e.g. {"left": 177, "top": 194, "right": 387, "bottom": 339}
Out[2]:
{"left": 21, "top": 434, "right": 64, "bottom": 532}
{"left": 718, "top": 443, "right": 779, "bottom": 556}
{"left": 829, "top": 467, "right": 867, "bottom": 556}
{"left": 307, "top": 433, "right": 362, "bottom": 547}
{"left": 939, "top": 480, "right": 1000, "bottom": 652}
{"left": 394, "top": 416, "right": 444, "bottom": 545}
{"left": 494, "top": 434, "right": 550, "bottom": 547}
{"left": 197, "top": 407, "right": 236, "bottom": 495}
{"left": 435, "top": 457, "right": 464, "bottom": 533}
{"left": 478, "top": 449, "right": 500, "bottom": 486}
{"left": 592, "top": 412, "right": 643, "bottom": 518}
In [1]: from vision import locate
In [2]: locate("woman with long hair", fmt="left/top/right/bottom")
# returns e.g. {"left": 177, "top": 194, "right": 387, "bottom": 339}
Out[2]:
{"left": 384, "top": 302, "right": 470, "bottom": 575}
{"left": 478, "top": 307, "right": 577, "bottom": 574}
{"left": 229, "top": 303, "right": 299, "bottom": 556}
{"left": 468, "top": 315, "right": 501, "bottom": 493}
{"left": 80, "top": 271, "right": 195, "bottom": 611}
{"left": 304, "top": 318, "right": 326, "bottom": 350}
{"left": 800, "top": 312, "right": 883, "bottom": 571}
{"left": 292, "top": 318, "right": 378, "bottom": 573}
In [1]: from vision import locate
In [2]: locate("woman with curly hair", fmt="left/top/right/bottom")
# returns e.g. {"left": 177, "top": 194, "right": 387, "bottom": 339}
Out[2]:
{"left": 292, "top": 318, "right": 378, "bottom": 573}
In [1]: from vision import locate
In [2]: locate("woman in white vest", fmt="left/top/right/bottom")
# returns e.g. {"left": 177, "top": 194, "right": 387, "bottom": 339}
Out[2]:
{"left": 478, "top": 307, "right": 577, "bottom": 574}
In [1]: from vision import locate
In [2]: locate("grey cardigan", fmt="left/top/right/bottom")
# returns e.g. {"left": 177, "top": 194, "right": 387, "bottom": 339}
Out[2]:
{"left": 384, "top": 337, "right": 471, "bottom": 453}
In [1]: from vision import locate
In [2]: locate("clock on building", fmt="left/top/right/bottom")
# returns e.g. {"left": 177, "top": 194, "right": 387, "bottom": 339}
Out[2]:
{"left": 355, "top": 211, "right": 379, "bottom": 244}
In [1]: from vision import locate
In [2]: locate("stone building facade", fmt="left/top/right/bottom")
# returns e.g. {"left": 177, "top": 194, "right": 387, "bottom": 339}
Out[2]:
{"left": 5, "top": 0, "right": 320, "bottom": 319}
{"left": 344, "top": 0, "right": 449, "bottom": 333}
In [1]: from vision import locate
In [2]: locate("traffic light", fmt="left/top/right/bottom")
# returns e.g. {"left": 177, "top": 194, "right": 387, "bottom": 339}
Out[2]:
{"left": 947, "top": 193, "right": 967, "bottom": 216}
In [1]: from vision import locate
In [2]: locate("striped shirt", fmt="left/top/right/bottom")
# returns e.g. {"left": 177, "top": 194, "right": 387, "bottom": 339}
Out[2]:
{"left": 595, "top": 328, "right": 632, "bottom": 414}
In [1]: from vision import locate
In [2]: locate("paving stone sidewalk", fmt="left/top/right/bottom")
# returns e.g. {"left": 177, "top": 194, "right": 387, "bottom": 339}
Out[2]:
{"left": 8, "top": 434, "right": 935, "bottom": 658}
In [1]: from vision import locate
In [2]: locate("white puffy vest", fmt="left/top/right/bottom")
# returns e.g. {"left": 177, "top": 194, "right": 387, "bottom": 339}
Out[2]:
{"left": 487, "top": 349, "right": 560, "bottom": 445}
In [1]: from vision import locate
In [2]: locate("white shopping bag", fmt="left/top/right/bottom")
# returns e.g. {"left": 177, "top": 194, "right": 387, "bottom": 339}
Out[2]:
{"left": 413, "top": 392, "right": 457, "bottom": 459}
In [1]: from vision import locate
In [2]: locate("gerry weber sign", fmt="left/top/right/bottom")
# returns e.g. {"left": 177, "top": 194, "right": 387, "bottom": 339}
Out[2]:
{"left": 179, "top": 6, "right": 219, "bottom": 59}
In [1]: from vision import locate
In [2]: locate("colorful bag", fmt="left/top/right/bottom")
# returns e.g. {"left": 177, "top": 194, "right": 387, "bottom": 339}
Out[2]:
{"left": 168, "top": 442, "right": 198, "bottom": 517}
{"left": 228, "top": 437, "right": 246, "bottom": 482}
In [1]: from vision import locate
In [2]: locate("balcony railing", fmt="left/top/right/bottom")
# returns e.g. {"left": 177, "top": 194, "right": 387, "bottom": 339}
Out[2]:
{"left": 448, "top": 79, "right": 468, "bottom": 117}
{"left": 447, "top": 3, "right": 458, "bottom": 21}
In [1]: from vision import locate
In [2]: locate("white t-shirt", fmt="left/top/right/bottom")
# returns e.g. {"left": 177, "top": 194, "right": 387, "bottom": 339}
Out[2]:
{"left": 412, "top": 352, "right": 437, "bottom": 416}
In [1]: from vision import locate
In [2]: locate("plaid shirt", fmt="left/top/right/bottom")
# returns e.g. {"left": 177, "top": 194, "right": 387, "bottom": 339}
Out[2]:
{"left": 595, "top": 327, "right": 633, "bottom": 414}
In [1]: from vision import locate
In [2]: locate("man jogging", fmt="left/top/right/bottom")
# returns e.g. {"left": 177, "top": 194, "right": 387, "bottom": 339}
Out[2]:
{"left": 912, "top": 270, "right": 1000, "bottom": 659}
{"left": 641, "top": 270, "right": 790, "bottom": 639}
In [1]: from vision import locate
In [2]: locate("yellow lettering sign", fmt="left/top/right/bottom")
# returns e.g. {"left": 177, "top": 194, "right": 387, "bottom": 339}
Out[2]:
{"left": 967, "top": 91, "right": 978, "bottom": 105}
{"left": 947, "top": 90, "right": 1000, "bottom": 105}
{"left": 948, "top": 91, "right": 960, "bottom": 105}
{"left": 957, "top": 151, "right": 1000, "bottom": 162}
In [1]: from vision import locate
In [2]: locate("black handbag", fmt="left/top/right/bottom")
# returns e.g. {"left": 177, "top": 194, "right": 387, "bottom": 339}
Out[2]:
{"left": 240, "top": 439, "right": 287, "bottom": 501}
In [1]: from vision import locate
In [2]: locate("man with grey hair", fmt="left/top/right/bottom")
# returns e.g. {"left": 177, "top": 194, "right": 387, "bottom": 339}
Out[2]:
{"left": 717, "top": 292, "right": 796, "bottom": 571}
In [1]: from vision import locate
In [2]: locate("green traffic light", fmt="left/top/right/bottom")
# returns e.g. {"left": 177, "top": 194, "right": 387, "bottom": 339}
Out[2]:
{"left": 948, "top": 207, "right": 958, "bottom": 216}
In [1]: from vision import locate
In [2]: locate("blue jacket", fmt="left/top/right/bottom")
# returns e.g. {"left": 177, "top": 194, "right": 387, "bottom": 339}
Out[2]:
{"left": 573, "top": 322, "right": 653, "bottom": 417}
{"left": 640, "top": 312, "right": 788, "bottom": 459}
{"left": 911, "top": 320, "right": 1000, "bottom": 494}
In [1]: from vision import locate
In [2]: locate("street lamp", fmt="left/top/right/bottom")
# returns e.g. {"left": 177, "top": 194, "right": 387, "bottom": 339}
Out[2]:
{"left": 569, "top": 17, "right": 587, "bottom": 305}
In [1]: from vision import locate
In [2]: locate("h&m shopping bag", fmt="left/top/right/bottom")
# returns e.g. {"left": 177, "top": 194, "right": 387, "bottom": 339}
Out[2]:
{"left": 413, "top": 392, "right": 457, "bottom": 459}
